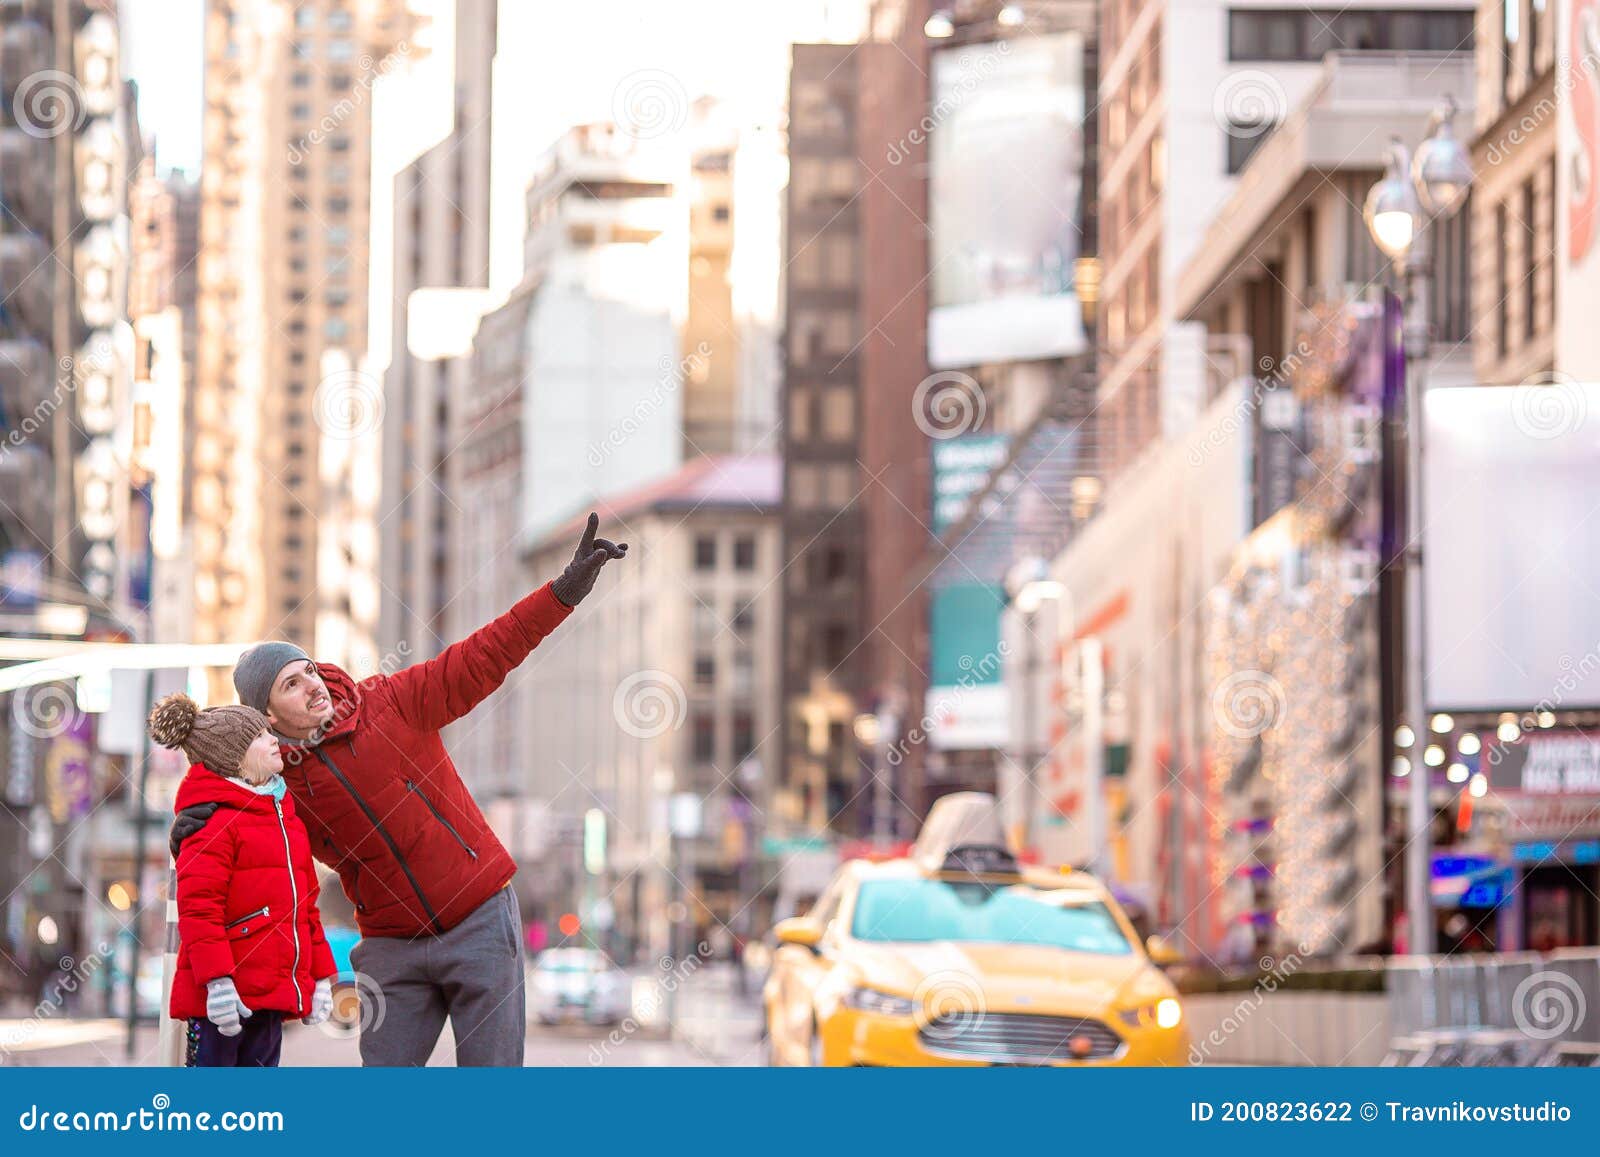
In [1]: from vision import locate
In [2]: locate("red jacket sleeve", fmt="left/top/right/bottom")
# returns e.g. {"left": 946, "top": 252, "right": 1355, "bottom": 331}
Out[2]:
{"left": 380, "top": 582, "right": 573, "bottom": 732}
{"left": 175, "top": 821, "right": 238, "bottom": 986}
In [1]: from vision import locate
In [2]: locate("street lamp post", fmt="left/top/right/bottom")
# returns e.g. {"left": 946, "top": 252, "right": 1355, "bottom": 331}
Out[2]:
{"left": 1363, "top": 97, "right": 1471, "bottom": 958}
{"left": 1005, "top": 560, "right": 1066, "bottom": 854}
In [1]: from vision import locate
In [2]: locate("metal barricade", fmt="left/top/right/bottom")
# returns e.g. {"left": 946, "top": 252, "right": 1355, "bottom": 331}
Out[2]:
{"left": 1542, "top": 949, "right": 1600, "bottom": 1046}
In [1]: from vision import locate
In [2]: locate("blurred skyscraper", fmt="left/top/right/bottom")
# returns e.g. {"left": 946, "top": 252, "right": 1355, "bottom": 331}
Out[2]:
{"left": 375, "top": 0, "right": 495, "bottom": 665}
{"left": 194, "top": 0, "right": 412, "bottom": 652}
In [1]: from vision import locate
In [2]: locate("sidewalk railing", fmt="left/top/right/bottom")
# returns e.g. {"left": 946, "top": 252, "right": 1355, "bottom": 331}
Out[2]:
{"left": 1382, "top": 949, "right": 1600, "bottom": 1067}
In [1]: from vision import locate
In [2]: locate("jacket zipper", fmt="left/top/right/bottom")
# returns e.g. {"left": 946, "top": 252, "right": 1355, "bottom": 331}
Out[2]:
{"left": 312, "top": 749, "right": 444, "bottom": 934}
{"left": 272, "top": 796, "right": 304, "bottom": 1009}
{"left": 405, "top": 779, "right": 478, "bottom": 860}
{"left": 224, "top": 905, "right": 269, "bottom": 932}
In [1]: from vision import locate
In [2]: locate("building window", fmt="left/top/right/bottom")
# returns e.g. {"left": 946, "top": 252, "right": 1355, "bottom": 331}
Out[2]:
{"left": 733, "top": 536, "right": 756, "bottom": 571}
{"left": 328, "top": 39, "right": 355, "bottom": 62}
{"left": 1225, "top": 123, "right": 1275, "bottom": 174}
{"left": 1227, "top": 9, "right": 1475, "bottom": 61}
{"left": 789, "top": 464, "right": 821, "bottom": 509}
{"left": 694, "top": 655, "right": 715, "bottom": 687}
{"left": 824, "top": 464, "right": 857, "bottom": 508}
{"left": 821, "top": 386, "right": 854, "bottom": 441}
{"left": 1496, "top": 199, "right": 1510, "bottom": 360}
{"left": 694, "top": 535, "right": 717, "bottom": 570}
{"left": 732, "top": 651, "right": 754, "bottom": 696}
{"left": 821, "top": 623, "right": 850, "bottom": 669}
{"left": 788, "top": 385, "right": 813, "bottom": 441}
{"left": 1523, "top": 178, "right": 1538, "bottom": 343}
{"left": 823, "top": 310, "right": 857, "bottom": 356}
{"left": 712, "top": 203, "right": 730, "bottom": 222}
{"left": 732, "top": 600, "right": 754, "bottom": 635}
{"left": 693, "top": 602, "right": 719, "bottom": 640}
{"left": 732, "top": 710, "right": 756, "bottom": 764}
{"left": 692, "top": 713, "right": 716, "bottom": 763}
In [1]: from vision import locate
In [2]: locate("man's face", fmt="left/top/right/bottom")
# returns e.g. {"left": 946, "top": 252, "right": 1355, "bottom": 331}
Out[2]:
{"left": 266, "top": 659, "right": 333, "bottom": 737}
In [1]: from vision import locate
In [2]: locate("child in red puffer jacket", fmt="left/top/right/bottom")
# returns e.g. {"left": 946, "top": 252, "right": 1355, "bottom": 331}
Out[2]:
{"left": 149, "top": 693, "right": 337, "bottom": 1067}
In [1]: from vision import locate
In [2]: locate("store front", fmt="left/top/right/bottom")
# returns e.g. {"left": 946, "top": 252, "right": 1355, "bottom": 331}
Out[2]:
{"left": 1486, "top": 731, "right": 1600, "bottom": 950}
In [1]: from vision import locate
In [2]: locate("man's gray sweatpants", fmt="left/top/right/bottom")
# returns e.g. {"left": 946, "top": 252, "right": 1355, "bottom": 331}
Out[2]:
{"left": 349, "top": 887, "right": 525, "bottom": 1066}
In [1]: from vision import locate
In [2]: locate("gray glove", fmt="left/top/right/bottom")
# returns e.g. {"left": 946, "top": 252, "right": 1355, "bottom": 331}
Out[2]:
{"left": 170, "top": 802, "right": 220, "bottom": 861}
{"left": 302, "top": 977, "right": 334, "bottom": 1027}
{"left": 205, "top": 977, "right": 252, "bottom": 1037}
{"left": 550, "top": 512, "right": 627, "bottom": 607}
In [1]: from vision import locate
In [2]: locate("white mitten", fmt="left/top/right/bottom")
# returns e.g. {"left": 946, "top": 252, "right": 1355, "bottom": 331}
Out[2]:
{"left": 302, "top": 977, "right": 334, "bottom": 1027}
{"left": 205, "top": 976, "right": 253, "bottom": 1037}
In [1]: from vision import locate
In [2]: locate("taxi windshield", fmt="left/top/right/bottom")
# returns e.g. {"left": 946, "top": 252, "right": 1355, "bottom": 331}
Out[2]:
{"left": 850, "top": 878, "right": 1134, "bottom": 955}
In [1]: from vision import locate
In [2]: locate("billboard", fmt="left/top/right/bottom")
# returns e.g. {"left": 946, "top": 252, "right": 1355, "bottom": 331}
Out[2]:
{"left": 926, "top": 435, "right": 1012, "bottom": 750}
{"left": 927, "top": 33, "right": 1087, "bottom": 370}
{"left": 1422, "top": 383, "right": 1600, "bottom": 712}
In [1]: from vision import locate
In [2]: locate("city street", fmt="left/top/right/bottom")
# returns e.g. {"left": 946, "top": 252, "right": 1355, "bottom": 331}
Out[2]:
{"left": 1, "top": 965, "right": 764, "bottom": 1068}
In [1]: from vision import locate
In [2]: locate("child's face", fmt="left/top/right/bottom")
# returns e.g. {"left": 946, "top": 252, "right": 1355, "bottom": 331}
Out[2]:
{"left": 239, "top": 729, "right": 284, "bottom": 784}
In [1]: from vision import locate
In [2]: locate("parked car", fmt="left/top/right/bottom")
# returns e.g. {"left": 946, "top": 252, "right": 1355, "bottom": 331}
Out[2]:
{"left": 529, "top": 948, "right": 629, "bottom": 1026}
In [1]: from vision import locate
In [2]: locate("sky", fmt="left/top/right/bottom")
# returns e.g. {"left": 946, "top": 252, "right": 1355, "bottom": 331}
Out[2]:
{"left": 120, "top": 0, "right": 866, "bottom": 179}
{"left": 116, "top": 0, "right": 869, "bottom": 361}
{"left": 121, "top": 0, "right": 204, "bottom": 176}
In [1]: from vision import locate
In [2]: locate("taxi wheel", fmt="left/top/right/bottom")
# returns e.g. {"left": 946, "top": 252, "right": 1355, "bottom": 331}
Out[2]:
{"left": 762, "top": 1012, "right": 781, "bottom": 1067}
{"left": 764, "top": 1028, "right": 780, "bottom": 1067}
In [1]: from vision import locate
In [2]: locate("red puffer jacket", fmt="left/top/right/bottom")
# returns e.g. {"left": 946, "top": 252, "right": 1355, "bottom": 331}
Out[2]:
{"left": 169, "top": 766, "right": 337, "bottom": 1020}
{"left": 281, "top": 582, "right": 572, "bottom": 938}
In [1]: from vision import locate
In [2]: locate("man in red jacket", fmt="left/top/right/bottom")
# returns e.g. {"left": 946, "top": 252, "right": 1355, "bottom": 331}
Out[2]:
{"left": 171, "top": 514, "right": 626, "bottom": 1065}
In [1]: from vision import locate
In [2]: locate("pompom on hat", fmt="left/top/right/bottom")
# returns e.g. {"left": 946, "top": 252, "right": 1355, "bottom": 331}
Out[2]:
{"left": 147, "top": 693, "right": 269, "bottom": 778}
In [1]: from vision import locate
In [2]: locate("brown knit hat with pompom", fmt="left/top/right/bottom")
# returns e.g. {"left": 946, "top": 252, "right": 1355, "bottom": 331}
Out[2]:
{"left": 147, "top": 693, "right": 269, "bottom": 778}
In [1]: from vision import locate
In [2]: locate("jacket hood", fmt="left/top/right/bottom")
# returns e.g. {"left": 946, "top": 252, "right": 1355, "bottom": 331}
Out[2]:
{"left": 173, "top": 764, "right": 284, "bottom": 814}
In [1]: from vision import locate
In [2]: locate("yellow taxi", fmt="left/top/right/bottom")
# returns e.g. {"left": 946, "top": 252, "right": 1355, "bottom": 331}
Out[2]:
{"left": 762, "top": 799, "right": 1188, "bottom": 1067}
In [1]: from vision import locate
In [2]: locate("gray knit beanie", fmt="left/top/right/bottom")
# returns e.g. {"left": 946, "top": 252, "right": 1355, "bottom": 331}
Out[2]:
{"left": 234, "top": 641, "right": 312, "bottom": 713}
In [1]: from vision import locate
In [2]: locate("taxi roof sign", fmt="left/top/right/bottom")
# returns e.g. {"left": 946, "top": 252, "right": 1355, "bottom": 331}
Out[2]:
{"left": 912, "top": 791, "right": 1010, "bottom": 872}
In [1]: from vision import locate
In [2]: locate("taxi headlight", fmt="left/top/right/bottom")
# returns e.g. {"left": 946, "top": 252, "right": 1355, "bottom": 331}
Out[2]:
{"left": 843, "top": 986, "right": 917, "bottom": 1017}
{"left": 1118, "top": 997, "right": 1183, "bottom": 1029}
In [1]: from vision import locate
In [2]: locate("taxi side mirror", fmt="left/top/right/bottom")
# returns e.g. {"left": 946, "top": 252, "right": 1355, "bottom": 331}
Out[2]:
{"left": 1145, "top": 934, "right": 1182, "bottom": 966}
{"left": 774, "top": 916, "right": 825, "bottom": 952}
